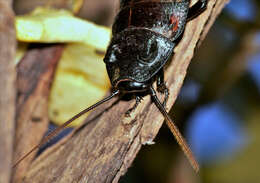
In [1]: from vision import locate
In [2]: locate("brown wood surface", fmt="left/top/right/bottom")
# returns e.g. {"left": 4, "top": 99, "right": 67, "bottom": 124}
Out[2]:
{"left": 21, "top": 0, "right": 230, "bottom": 182}
{"left": 0, "top": 1, "right": 16, "bottom": 183}
{"left": 12, "top": 45, "right": 63, "bottom": 183}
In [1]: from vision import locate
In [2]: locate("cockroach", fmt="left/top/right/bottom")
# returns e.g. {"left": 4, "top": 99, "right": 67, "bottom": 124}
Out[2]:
{"left": 14, "top": 0, "right": 208, "bottom": 172}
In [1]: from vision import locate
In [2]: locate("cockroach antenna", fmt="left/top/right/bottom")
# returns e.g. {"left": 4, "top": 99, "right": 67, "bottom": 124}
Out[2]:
{"left": 150, "top": 86, "right": 199, "bottom": 172}
{"left": 13, "top": 89, "right": 119, "bottom": 168}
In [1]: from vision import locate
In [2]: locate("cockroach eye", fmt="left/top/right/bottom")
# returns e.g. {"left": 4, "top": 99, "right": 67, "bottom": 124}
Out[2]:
{"left": 104, "top": 44, "right": 121, "bottom": 63}
{"left": 112, "top": 45, "right": 122, "bottom": 55}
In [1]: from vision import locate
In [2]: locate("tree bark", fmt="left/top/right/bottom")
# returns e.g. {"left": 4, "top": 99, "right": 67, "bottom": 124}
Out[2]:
{"left": 0, "top": 1, "right": 16, "bottom": 183}
{"left": 12, "top": 45, "right": 63, "bottom": 183}
{"left": 22, "top": 0, "right": 230, "bottom": 182}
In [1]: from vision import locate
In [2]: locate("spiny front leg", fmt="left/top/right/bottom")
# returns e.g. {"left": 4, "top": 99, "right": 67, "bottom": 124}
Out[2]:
{"left": 187, "top": 0, "right": 208, "bottom": 21}
{"left": 125, "top": 95, "right": 143, "bottom": 117}
{"left": 156, "top": 69, "right": 169, "bottom": 107}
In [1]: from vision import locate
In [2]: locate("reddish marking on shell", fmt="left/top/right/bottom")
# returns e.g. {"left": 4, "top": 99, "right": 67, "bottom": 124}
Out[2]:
{"left": 170, "top": 15, "right": 179, "bottom": 32}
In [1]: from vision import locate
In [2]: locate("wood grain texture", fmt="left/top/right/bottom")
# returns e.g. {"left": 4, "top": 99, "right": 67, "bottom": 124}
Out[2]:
{"left": 0, "top": 1, "right": 16, "bottom": 183}
{"left": 22, "top": 0, "right": 229, "bottom": 182}
{"left": 12, "top": 45, "right": 63, "bottom": 183}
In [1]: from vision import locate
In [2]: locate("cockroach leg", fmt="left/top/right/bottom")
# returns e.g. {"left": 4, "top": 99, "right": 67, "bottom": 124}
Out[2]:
{"left": 125, "top": 95, "right": 143, "bottom": 117}
{"left": 187, "top": 0, "right": 208, "bottom": 21}
{"left": 156, "top": 69, "right": 169, "bottom": 107}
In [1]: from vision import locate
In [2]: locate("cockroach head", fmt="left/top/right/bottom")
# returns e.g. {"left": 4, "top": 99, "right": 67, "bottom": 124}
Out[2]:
{"left": 104, "top": 29, "right": 174, "bottom": 92}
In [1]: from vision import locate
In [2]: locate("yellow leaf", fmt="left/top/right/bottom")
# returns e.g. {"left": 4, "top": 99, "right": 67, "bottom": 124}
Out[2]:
{"left": 15, "top": 7, "right": 112, "bottom": 126}
{"left": 15, "top": 7, "right": 111, "bottom": 51}
{"left": 48, "top": 43, "right": 111, "bottom": 127}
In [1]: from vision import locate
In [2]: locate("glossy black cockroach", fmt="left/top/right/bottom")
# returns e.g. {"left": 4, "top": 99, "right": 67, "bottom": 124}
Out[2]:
{"left": 14, "top": 0, "right": 207, "bottom": 172}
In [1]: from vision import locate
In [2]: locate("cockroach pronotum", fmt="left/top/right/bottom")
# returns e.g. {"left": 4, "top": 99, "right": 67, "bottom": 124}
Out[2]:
{"left": 14, "top": 0, "right": 208, "bottom": 173}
